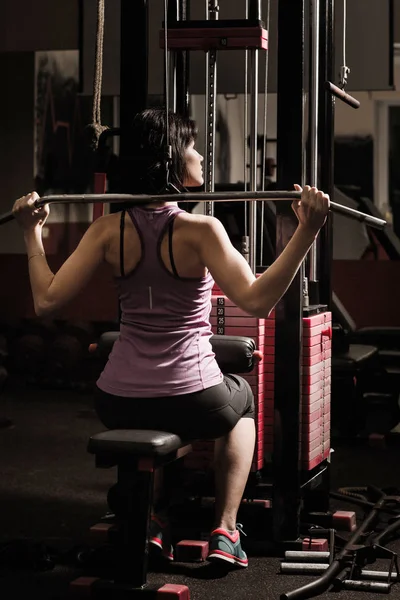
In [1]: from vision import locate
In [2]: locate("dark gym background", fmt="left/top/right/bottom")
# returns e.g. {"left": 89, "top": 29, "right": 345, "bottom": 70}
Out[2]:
{"left": 1, "top": 1, "right": 400, "bottom": 599}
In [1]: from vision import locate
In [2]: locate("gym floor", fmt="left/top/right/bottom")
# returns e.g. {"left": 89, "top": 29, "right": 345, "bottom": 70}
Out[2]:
{"left": 1, "top": 379, "right": 399, "bottom": 600}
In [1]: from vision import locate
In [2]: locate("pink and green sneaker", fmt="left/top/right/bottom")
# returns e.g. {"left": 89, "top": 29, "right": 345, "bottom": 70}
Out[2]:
{"left": 207, "top": 524, "right": 248, "bottom": 568}
{"left": 149, "top": 514, "right": 174, "bottom": 561}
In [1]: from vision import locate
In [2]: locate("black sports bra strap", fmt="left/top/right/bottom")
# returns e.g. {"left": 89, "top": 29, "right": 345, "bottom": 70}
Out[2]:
{"left": 120, "top": 210, "right": 126, "bottom": 278}
{"left": 168, "top": 219, "right": 180, "bottom": 278}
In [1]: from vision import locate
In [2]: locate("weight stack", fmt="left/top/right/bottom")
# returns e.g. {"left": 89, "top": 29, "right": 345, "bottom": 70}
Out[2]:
{"left": 184, "top": 288, "right": 275, "bottom": 473}
{"left": 301, "top": 312, "right": 331, "bottom": 469}
{"left": 184, "top": 289, "right": 332, "bottom": 475}
{"left": 210, "top": 295, "right": 275, "bottom": 472}
{"left": 263, "top": 312, "right": 332, "bottom": 470}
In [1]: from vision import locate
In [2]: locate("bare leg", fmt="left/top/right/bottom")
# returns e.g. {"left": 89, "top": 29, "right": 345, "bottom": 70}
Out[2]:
{"left": 213, "top": 417, "right": 256, "bottom": 532}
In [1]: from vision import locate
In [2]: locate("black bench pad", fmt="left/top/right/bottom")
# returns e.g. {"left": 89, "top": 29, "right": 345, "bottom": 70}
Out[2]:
{"left": 353, "top": 327, "right": 400, "bottom": 349}
{"left": 332, "top": 344, "right": 378, "bottom": 372}
{"left": 95, "top": 333, "right": 256, "bottom": 374}
{"left": 88, "top": 430, "right": 188, "bottom": 458}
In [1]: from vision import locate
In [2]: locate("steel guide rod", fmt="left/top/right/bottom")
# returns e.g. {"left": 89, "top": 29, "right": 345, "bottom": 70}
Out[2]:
{"left": 169, "top": 1, "right": 179, "bottom": 112}
{"left": 204, "top": 0, "right": 219, "bottom": 217}
{"left": 0, "top": 192, "right": 387, "bottom": 229}
{"left": 248, "top": 0, "right": 262, "bottom": 274}
{"left": 317, "top": 0, "right": 335, "bottom": 308}
{"left": 172, "top": 55, "right": 177, "bottom": 111}
{"left": 249, "top": 49, "right": 259, "bottom": 273}
{"left": 169, "top": 0, "right": 190, "bottom": 115}
{"left": 242, "top": 1, "right": 250, "bottom": 263}
{"left": 179, "top": 0, "right": 191, "bottom": 117}
{"left": 308, "top": 0, "right": 320, "bottom": 284}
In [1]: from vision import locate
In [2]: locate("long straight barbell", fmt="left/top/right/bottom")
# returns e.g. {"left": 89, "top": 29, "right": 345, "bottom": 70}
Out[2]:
{"left": 0, "top": 190, "right": 386, "bottom": 229}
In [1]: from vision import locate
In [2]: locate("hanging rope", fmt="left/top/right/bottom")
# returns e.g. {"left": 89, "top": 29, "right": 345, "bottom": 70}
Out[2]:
{"left": 339, "top": 0, "right": 350, "bottom": 90}
{"left": 86, "top": 0, "right": 109, "bottom": 151}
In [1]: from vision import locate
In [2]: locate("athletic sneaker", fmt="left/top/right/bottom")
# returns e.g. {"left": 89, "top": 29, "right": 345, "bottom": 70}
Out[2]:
{"left": 149, "top": 514, "right": 174, "bottom": 561}
{"left": 207, "top": 523, "right": 248, "bottom": 568}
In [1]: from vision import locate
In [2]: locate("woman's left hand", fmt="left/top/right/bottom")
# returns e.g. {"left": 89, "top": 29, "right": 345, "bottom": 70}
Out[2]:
{"left": 12, "top": 192, "right": 50, "bottom": 231}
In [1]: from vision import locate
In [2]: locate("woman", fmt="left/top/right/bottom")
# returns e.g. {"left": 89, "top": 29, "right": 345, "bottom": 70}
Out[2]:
{"left": 13, "top": 108, "right": 329, "bottom": 569}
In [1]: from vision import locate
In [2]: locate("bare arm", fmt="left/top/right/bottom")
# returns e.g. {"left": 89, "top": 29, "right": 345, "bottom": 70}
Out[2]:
{"left": 197, "top": 186, "right": 329, "bottom": 317}
{"left": 13, "top": 193, "right": 108, "bottom": 316}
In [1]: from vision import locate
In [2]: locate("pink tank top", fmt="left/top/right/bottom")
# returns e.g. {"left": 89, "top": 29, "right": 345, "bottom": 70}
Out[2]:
{"left": 97, "top": 204, "right": 223, "bottom": 397}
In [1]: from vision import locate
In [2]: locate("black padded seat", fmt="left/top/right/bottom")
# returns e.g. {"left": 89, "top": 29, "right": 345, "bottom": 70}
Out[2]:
{"left": 380, "top": 350, "right": 400, "bottom": 360}
{"left": 352, "top": 327, "right": 400, "bottom": 349}
{"left": 88, "top": 429, "right": 188, "bottom": 458}
{"left": 333, "top": 293, "right": 400, "bottom": 352}
{"left": 332, "top": 344, "right": 378, "bottom": 372}
{"left": 378, "top": 350, "right": 400, "bottom": 370}
{"left": 83, "top": 429, "right": 193, "bottom": 596}
{"left": 386, "top": 366, "right": 400, "bottom": 376}
{"left": 80, "top": 331, "right": 256, "bottom": 599}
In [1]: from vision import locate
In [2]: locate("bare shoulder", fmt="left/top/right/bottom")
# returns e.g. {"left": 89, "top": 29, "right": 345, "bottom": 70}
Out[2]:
{"left": 92, "top": 212, "right": 121, "bottom": 228}
{"left": 87, "top": 211, "right": 128, "bottom": 234}
{"left": 80, "top": 212, "right": 123, "bottom": 248}
{"left": 176, "top": 212, "right": 215, "bottom": 225}
{"left": 175, "top": 212, "right": 225, "bottom": 237}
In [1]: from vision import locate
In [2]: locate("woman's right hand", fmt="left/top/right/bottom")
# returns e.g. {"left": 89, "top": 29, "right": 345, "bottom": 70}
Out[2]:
{"left": 12, "top": 192, "right": 50, "bottom": 232}
{"left": 292, "top": 184, "right": 330, "bottom": 234}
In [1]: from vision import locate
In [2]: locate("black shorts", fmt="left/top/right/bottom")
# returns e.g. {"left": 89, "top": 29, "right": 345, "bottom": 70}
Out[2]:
{"left": 94, "top": 374, "right": 254, "bottom": 440}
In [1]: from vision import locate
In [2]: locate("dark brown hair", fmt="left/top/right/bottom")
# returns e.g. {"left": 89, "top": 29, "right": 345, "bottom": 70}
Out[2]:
{"left": 128, "top": 108, "right": 198, "bottom": 194}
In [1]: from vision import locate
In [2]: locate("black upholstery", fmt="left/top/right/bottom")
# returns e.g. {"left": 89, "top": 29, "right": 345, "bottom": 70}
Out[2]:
{"left": 88, "top": 429, "right": 187, "bottom": 458}
{"left": 95, "top": 332, "right": 256, "bottom": 374}
{"left": 89, "top": 334, "right": 256, "bottom": 461}
{"left": 85, "top": 333, "right": 257, "bottom": 596}
{"left": 209, "top": 335, "right": 255, "bottom": 373}
{"left": 333, "top": 292, "right": 400, "bottom": 351}
{"left": 331, "top": 300, "right": 400, "bottom": 437}
{"left": 351, "top": 327, "right": 400, "bottom": 349}
{"left": 332, "top": 344, "right": 378, "bottom": 372}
